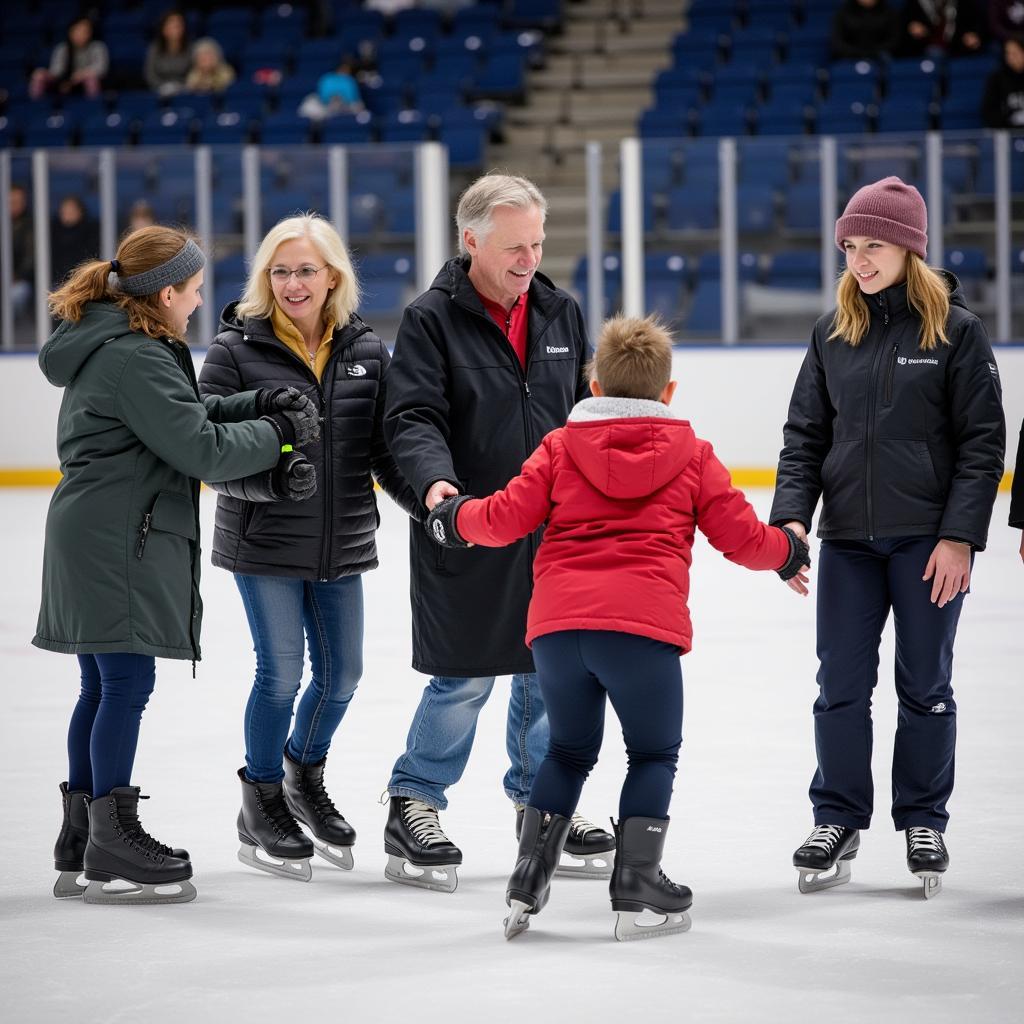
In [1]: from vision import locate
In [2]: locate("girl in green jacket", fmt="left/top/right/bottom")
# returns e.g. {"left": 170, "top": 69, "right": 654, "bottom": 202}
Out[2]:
{"left": 35, "top": 225, "right": 319, "bottom": 906}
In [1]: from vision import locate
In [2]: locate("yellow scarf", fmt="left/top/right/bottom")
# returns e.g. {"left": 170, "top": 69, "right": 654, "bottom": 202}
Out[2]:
{"left": 270, "top": 305, "right": 336, "bottom": 382}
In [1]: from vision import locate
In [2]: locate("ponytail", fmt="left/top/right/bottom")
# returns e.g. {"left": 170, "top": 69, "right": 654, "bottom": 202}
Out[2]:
{"left": 49, "top": 259, "right": 118, "bottom": 323}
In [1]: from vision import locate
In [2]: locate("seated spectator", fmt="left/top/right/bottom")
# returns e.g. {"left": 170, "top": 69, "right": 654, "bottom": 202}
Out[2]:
{"left": 185, "top": 38, "right": 236, "bottom": 94}
{"left": 990, "top": 1, "right": 1024, "bottom": 42}
{"left": 127, "top": 199, "right": 157, "bottom": 232}
{"left": 982, "top": 35, "right": 1024, "bottom": 127}
{"left": 29, "top": 17, "right": 108, "bottom": 100}
{"left": 50, "top": 196, "right": 99, "bottom": 286}
{"left": 901, "top": 0, "right": 985, "bottom": 56}
{"left": 9, "top": 183, "right": 33, "bottom": 320}
{"left": 145, "top": 9, "right": 193, "bottom": 96}
{"left": 299, "top": 58, "right": 365, "bottom": 120}
{"left": 831, "top": 0, "right": 903, "bottom": 61}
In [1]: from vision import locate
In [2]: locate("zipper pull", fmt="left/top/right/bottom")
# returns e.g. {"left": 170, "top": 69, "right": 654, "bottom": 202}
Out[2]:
{"left": 523, "top": 380, "right": 532, "bottom": 398}
{"left": 136, "top": 513, "right": 152, "bottom": 559}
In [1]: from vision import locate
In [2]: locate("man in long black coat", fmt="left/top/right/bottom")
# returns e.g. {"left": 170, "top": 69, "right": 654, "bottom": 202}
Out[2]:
{"left": 380, "top": 173, "right": 614, "bottom": 889}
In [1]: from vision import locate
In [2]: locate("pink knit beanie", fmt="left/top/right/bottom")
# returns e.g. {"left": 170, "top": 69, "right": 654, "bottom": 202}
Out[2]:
{"left": 834, "top": 176, "right": 927, "bottom": 258}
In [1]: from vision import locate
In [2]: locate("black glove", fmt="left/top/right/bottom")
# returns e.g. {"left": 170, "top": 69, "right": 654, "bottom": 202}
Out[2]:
{"left": 261, "top": 389, "right": 320, "bottom": 447}
{"left": 271, "top": 451, "right": 317, "bottom": 502}
{"left": 426, "top": 495, "right": 474, "bottom": 548}
{"left": 777, "top": 525, "right": 811, "bottom": 581}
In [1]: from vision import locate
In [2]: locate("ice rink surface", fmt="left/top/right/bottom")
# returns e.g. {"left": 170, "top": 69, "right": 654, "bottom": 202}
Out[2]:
{"left": 1, "top": 488, "right": 1021, "bottom": 1024}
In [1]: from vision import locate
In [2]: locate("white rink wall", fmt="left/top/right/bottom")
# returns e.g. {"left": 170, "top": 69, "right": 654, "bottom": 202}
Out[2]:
{"left": 2, "top": 345, "right": 1022, "bottom": 479}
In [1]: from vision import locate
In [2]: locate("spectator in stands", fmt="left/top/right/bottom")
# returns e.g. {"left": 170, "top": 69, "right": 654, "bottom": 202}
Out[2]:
{"left": 831, "top": 0, "right": 904, "bottom": 61}
{"left": 51, "top": 196, "right": 99, "bottom": 287}
{"left": 299, "top": 58, "right": 365, "bottom": 120}
{"left": 9, "top": 184, "right": 34, "bottom": 321}
{"left": 185, "top": 38, "right": 236, "bottom": 94}
{"left": 901, "top": 0, "right": 985, "bottom": 56}
{"left": 145, "top": 10, "right": 193, "bottom": 97}
{"left": 982, "top": 36, "right": 1024, "bottom": 126}
{"left": 989, "top": 0, "right": 1024, "bottom": 41}
{"left": 29, "top": 17, "right": 108, "bottom": 100}
{"left": 127, "top": 199, "right": 157, "bottom": 232}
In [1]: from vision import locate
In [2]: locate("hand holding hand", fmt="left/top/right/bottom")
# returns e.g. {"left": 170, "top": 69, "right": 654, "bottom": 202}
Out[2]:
{"left": 778, "top": 523, "right": 811, "bottom": 596}
{"left": 425, "top": 479, "right": 459, "bottom": 511}
{"left": 261, "top": 387, "right": 320, "bottom": 447}
{"left": 923, "top": 539, "right": 971, "bottom": 608}
{"left": 426, "top": 495, "right": 474, "bottom": 548}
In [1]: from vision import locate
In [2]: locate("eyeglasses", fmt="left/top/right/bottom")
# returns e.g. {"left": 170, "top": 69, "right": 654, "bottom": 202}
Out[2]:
{"left": 267, "top": 265, "right": 327, "bottom": 283}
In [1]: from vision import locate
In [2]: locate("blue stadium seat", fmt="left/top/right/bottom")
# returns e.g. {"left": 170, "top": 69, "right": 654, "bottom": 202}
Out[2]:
{"left": 137, "top": 109, "right": 193, "bottom": 145}
{"left": 784, "top": 182, "right": 822, "bottom": 231}
{"left": 666, "top": 185, "right": 718, "bottom": 231}
{"left": 737, "top": 184, "right": 777, "bottom": 232}
{"left": 738, "top": 141, "right": 791, "bottom": 187}
{"left": 507, "top": 0, "right": 564, "bottom": 31}
{"left": 347, "top": 194, "right": 381, "bottom": 237}
{"left": 766, "top": 250, "right": 820, "bottom": 290}
{"left": 379, "top": 110, "right": 430, "bottom": 143}
{"left": 814, "top": 98, "right": 870, "bottom": 134}
{"left": 875, "top": 101, "right": 932, "bottom": 133}
{"left": 264, "top": 190, "right": 317, "bottom": 223}
{"left": 684, "top": 279, "right": 722, "bottom": 333}
{"left": 474, "top": 55, "right": 526, "bottom": 98}
{"left": 645, "top": 252, "right": 689, "bottom": 319}
{"left": 320, "top": 114, "right": 375, "bottom": 145}
{"left": 944, "top": 247, "right": 988, "bottom": 282}
{"left": 380, "top": 192, "right": 416, "bottom": 236}
{"left": 258, "top": 114, "right": 312, "bottom": 145}
{"left": 440, "top": 124, "right": 488, "bottom": 169}
{"left": 606, "top": 190, "right": 657, "bottom": 233}
{"left": 79, "top": 111, "right": 130, "bottom": 146}
{"left": 694, "top": 101, "right": 751, "bottom": 137}
{"left": 572, "top": 253, "right": 621, "bottom": 316}
{"left": 196, "top": 111, "right": 252, "bottom": 145}
{"left": 638, "top": 109, "right": 691, "bottom": 138}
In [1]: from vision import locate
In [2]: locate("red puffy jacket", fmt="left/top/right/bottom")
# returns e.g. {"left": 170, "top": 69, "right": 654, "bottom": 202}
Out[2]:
{"left": 456, "top": 401, "right": 790, "bottom": 653}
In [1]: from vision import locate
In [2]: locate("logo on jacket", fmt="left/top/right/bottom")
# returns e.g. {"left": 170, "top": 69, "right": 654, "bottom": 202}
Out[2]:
{"left": 347, "top": 364, "right": 367, "bottom": 377}
{"left": 930, "top": 702, "right": 947, "bottom": 713}
{"left": 546, "top": 346, "right": 569, "bottom": 354}
{"left": 897, "top": 356, "right": 938, "bottom": 366}
{"left": 987, "top": 362, "right": 999, "bottom": 379}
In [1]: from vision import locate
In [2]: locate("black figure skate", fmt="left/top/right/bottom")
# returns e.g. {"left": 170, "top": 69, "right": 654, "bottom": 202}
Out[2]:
{"left": 504, "top": 807, "right": 571, "bottom": 939}
{"left": 283, "top": 751, "right": 356, "bottom": 870}
{"left": 906, "top": 827, "right": 948, "bottom": 899}
{"left": 516, "top": 804, "right": 615, "bottom": 879}
{"left": 609, "top": 817, "right": 692, "bottom": 941}
{"left": 237, "top": 767, "right": 314, "bottom": 882}
{"left": 53, "top": 782, "right": 90, "bottom": 898}
{"left": 793, "top": 824, "right": 860, "bottom": 893}
{"left": 83, "top": 787, "right": 195, "bottom": 905}
{"left": 384, "top": 796, "right": 462, "bottom": 893}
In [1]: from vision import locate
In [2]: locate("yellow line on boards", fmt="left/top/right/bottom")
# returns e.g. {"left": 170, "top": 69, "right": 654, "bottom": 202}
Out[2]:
{"left": 0, "top": 469, "right": 1016, "bottom": 492}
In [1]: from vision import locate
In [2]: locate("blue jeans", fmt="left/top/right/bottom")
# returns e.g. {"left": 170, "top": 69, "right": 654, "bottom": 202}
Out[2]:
{"left": 68, "top": 653, "right": 156, "bottom": 798}
{"left": 388, "top": 672, "right": 549, "bottom": 810}
{"left": 235, "top": 573, "right": 364, "bottom": 783}
{"left": 530, "top": 631, "right": 683, "bottom": 820}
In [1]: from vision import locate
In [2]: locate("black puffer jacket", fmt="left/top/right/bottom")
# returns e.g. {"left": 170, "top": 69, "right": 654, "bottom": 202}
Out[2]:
{"left": 1010, "top": 419, "right": 1024, "bottom": 529}
{"left": 198, "top": 304, "right": 421, "bottom": 581}
{"left": 771, "top": 273, "right": 1005, "bottom": 550}
{"left": 385, "top": 258, "right": 591, "bottom": 677}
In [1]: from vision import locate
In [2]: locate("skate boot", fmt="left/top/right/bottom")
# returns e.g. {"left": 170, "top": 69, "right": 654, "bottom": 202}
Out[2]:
{"left": 906, "top": 827, "right": 948, "bottom": 899}
{"left": 516, "top": 804, "right": 615, "bottom": 879}
{"left": 83, "top": 787, "right": 196, "bottom": 905}
{"left": 793, "top": 824, "right": 860, "bottom": 893}
{"left": 504, "top": 807, "right": 571, "bottom": 939}
{"left": 53, "top": 782, "right": 90, "bottom": 898}
{"left": 283, "top": 751, "right": 356, "bottom": 870}
{"left": 237, "top": 768, "right": 314, "bottom": 882}
{"left": 609, "top": 817, "right": 692, "bottom": 941}
{"left": 383, "top": 796, "right": 462, "bottom": 893}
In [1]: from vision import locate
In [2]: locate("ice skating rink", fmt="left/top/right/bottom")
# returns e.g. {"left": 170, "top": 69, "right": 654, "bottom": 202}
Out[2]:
{"left": 1, "top": 487, "right": 1021, "bottom": 1024}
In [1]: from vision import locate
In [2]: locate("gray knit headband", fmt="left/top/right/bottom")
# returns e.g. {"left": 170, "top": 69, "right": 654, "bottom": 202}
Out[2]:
{"left": 115, "top": 239, "right": 206, "bottom": 296}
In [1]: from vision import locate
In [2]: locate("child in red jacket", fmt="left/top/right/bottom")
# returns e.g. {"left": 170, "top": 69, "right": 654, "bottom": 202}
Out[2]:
{"left": 427, "top": 316, "right": 809, "bottom": 942}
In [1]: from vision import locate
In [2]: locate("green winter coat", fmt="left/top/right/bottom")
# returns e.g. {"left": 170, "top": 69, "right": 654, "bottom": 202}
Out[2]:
{"left": 33, "top": 302, "right": 282, "bottom": 661}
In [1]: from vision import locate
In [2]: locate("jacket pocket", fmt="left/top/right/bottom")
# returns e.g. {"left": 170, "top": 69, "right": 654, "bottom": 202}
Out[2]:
{"left": 874, "top": 438, "right": 946, "bottom": 523}
{"left": 239, "top": 501, "right": 258, "bottom": 540}
{"left": 818, "top": 440, "right": 863, "bottom": 533}
{"left": 137, "top": 491, "right": 196, "bottom": 559}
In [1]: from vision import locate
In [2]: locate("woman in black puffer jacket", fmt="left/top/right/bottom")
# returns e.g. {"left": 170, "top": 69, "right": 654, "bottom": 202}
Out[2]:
{"left": 198, "top": 214, "right": 419, "bottom": 881}
{"left": 771, "top": 178, "right": 1005, "bottom": 899}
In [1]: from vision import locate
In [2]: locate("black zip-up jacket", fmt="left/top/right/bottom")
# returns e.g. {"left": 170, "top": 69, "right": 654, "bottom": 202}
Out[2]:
{"left": 1010, "top": 418, "right": 1024, "bottom": 529}
{"left": 198, "top": 303, "right": 421, "bottom": 581}
{"left": 771, "top": 273, "right": 1005, "bottom": 550}
{"left": 384, "top": 258, "right": 591, "bottom": 677}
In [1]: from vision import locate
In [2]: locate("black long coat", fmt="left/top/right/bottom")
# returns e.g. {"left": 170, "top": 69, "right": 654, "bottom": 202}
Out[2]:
{"left": 198, "top": 304, "right": 420, "bottom": 581}
{"left": 384, "top": 258, "right": 591, "bottom": 677}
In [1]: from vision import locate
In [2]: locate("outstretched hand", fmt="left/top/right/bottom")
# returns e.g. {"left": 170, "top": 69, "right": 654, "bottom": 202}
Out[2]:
{"left": 922, "top": 539, "right": 971, "bottom": 607}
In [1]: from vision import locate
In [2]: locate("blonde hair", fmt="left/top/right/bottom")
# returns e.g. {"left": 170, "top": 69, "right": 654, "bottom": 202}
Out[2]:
{"left": 829, "top": 252, "right": 950, "bottom": 350}
{"left": 591, "top": 315, "right": 673, "bottom": 400}
{"left": 455, "top": 172, "right": 547, "bottom": 256}
{"left": 235, "top": 213, "right": 360, "bottom": 325}
{"left": 49, "top": 225, "right": 199, "bottom": 342}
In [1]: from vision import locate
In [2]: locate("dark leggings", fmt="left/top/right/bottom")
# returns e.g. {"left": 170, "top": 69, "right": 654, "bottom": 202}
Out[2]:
{"left": 529, "top": 630, "right": 683, "bottom": 821}
{"left": 67, "top": 653, "right": 156, "bottom": 798}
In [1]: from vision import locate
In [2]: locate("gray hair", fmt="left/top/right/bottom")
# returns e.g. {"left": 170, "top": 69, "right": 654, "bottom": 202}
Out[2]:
{"left": 455, "top": 173, "right": 547, "bottom": 256}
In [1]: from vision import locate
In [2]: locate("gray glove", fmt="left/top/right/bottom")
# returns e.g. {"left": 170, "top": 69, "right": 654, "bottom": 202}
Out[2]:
{"left": 261, "top": 387, "right": 320, "bottom": 447}
{"left": 271, "top": 451, "right": 317, "bottom": 502}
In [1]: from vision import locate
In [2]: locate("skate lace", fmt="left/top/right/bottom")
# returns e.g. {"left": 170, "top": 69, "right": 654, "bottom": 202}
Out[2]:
{"left": 115, "top": 796, "right": 171, "bottom": 857}
{"left": 257, "top": 788, "right": 304, "bottom": 838}
{"left": 907, "top": 827, "right": 945, "bottom": 855}
{"left": 301, "top": 772, "right": 341, "bottom": 822}
{"left": 569, "top": 813, "right": 605, "bottom": 840}
{"left": 402, "top": 799, "right": 451, "bottom": 847}
{"left": 801, "top": 824, "right": 846, "bottom": 853}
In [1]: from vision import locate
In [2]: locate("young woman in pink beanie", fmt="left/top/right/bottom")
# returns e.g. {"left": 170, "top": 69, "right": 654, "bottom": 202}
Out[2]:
{"left": 770, "top": 176, "right": 1006, "bottom": 899}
